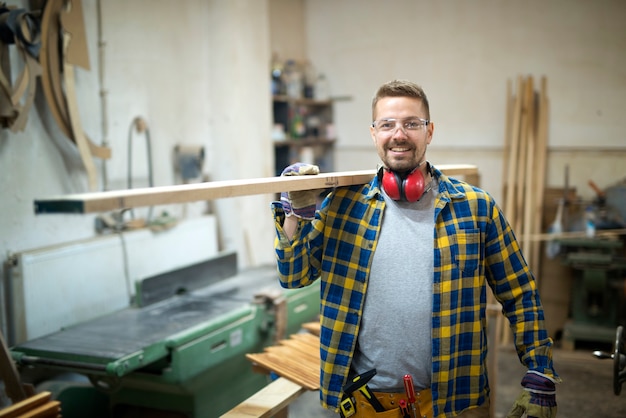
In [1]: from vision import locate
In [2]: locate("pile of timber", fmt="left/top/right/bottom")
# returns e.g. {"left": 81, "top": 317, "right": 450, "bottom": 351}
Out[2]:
{"left": 0, "top": 392, "right": 61, "bottom": 418}
{"left": 222, "top": 326, "right": 321, "bottom": 417}
{"left": 246, "top": 332, "right": 320, "bottom": 390}
{"left": 499, "top": 75, "right": 549, "bottom": 346}
{"left": 502, "top": 75, "right": 549, "bottom": 275}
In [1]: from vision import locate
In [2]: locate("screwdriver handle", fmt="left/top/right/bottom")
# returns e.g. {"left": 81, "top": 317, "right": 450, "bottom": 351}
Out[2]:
{"left": 403, "top": 374, "right": 416, "bottom": 404}
{"left": 403, "top": 374, "right": 418, "bottom": 418}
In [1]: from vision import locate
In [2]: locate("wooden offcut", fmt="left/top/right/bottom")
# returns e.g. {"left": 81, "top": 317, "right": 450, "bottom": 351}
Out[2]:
{"left": 34, "top": 165, "right": 479, "bottom": 214}
{"left": 220, "top": 377, "right": 305, "bottom": 418}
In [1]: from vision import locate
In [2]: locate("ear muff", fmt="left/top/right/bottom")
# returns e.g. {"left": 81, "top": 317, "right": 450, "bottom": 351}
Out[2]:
{"left": 381, "top": 168, "right": 425, "bottom": 202}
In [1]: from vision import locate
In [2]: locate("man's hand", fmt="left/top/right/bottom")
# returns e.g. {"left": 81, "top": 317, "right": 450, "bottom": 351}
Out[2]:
{"left": 506, "top": 371, "right": 557, "bottom": 418}
{"left": 280, "top": 163, "right": 322, "bottom": 220}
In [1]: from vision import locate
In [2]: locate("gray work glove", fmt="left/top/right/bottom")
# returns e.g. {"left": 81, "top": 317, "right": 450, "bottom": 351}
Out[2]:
{"left": 507, "top": 371, "right": 558, "bottom": 418}
{"left": 280, "top": 163, "right": 322, "bottom": 220}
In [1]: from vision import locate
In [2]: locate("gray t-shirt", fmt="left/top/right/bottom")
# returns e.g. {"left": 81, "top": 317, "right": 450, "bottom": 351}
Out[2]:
{"left": 351, "top": 179, "right": 436, "bottom": 392}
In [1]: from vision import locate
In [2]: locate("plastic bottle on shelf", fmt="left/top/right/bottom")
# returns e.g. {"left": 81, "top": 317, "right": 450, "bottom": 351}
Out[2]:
{"left": 270, "top": 53, "right": 284, "bottom": 96}
{"left": 303, "top": 60, "right": 316, "bottom": 99}
{"left": 284, "top": 60, "right": 303, "bottom": 99}
{"left": 314, "top": 73, "right": 330, "bottom": 101}
{"left": 290, "top": 106, "right": 306, "bottom": 139}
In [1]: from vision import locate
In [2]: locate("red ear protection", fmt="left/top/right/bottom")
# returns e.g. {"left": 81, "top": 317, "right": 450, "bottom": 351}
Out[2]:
{"left": 381, "top": 168, "right": 426, "bottom": 202}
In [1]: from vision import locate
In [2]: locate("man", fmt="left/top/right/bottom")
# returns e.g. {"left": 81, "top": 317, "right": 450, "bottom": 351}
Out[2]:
{"left": 271, "top": 80, "right": 559, "bottom": 418}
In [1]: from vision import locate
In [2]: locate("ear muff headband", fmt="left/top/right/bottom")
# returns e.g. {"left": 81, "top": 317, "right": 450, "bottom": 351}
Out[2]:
{"left": 381, "top": 167, "right": 425, "bottom": 202}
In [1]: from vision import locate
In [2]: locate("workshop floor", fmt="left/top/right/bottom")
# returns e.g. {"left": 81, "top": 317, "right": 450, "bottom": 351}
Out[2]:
{"left": 288, "top": 344, "right": 626, "bottom": 417}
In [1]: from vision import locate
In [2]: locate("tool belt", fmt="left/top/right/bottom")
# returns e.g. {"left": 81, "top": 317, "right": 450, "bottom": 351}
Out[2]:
{"left": 347, "top": 388, "right": 432, "bottom": 418}
{"left": 339, "top": 369, "right": 433, "bottom": 418}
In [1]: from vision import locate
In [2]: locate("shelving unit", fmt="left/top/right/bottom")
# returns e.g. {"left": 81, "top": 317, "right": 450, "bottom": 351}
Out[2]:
{"left": 272, "top": 95, "right": 336, "bottom": 175}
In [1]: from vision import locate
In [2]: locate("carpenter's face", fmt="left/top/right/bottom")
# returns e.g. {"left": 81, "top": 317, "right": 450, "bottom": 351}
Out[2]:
{"left": 370, "top": 96, "right": 433, "bottom": 172}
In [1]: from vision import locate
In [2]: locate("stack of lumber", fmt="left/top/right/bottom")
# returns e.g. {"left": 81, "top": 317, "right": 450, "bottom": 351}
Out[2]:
{"left": 502, "top": 75, "right": 550, "bottom": 275}
{"left": 499, "top": 75, "right": 549, "bottom": 346}
{"left": 0, "top": 392, "right": 61, "bottom": 418}
{"left": 1, "top": 329, "right": 60, "bottom": 417}
{"left": 245, "top": 332, "right": 320, "bottom": 390}
{"left": 222, "top": 326, "right": 321, "bottom": 417}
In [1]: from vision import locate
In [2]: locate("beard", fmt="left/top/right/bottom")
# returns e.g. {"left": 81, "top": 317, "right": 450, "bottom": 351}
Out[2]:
{"left": 382, "top": 151, "right": 425, "bottom": 174}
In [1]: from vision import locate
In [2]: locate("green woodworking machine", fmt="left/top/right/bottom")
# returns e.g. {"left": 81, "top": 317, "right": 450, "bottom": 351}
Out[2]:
{"left": 9, "top": 252, "right": 320, "bottom": 417}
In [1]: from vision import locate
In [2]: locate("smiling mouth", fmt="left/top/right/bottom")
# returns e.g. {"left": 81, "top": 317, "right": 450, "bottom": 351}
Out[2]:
{"left": 389, "top": 146, "right": 411, "bottom": 153}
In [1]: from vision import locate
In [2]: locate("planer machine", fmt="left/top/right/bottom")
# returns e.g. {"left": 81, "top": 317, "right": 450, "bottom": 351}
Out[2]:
{"left": 9, "top": 251, "right": 320, "bottom": 417}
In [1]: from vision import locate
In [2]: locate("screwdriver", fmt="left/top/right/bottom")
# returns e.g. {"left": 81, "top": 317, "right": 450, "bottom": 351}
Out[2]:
{"left": 399, "top": 399, "right": 411, "bottom": 418}
{"left": 403, "top": 374, "right": 418, "bottom": 418}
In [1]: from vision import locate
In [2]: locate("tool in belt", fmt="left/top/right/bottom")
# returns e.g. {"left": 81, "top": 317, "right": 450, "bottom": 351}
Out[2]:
{"left": 340, "top": 370, "right": 422, "bottom": 418}
{"left": 340, "top": 368, "right": 385, "bottom": 417}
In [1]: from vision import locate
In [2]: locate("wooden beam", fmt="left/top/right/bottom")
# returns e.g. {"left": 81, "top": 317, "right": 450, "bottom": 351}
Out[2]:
{"left": 221, "top": 377, "right": 306, "bottom": 418}
{"left": 34, "top": 165, "right": 479, "bottom": 214}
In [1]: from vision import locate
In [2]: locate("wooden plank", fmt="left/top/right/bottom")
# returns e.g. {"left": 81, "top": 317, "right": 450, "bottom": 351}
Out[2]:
{"left": 18, "top": 401, "right": 60, "bottom": 418}
{"left": 0, "top": 330, "right": 27, "bottom": 403}
{"left": 220, "top": 377, "right": 306, "bottom": 418}
{"left": 246, "top": 351, "right": 319, "bottom": 390}
{"left": 0, "top": 392, "right": 52, "bottom": 418}
{"left": 301, "top": 322, "right": 320, "bottom": 336}
{"left": 514, "top": 76, "right": 532, "bottom": 234}
{"left": 34, "top": 165, "right": 479, "bottom": 214}
{"left": 504, "top": 75, "right": 524, "bottom": 222}
{"left": 530, "top": 76, "right": 549, "bottom": 275}
{"left": 521, "top": 77, "right": 536, "bottom": 262}
{"left": 523, "top": 228, "right": 626, "bottom": 242}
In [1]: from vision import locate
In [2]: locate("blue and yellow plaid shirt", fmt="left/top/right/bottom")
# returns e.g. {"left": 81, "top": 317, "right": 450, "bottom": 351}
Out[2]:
{"left": 272, "top": 166, "right": 557, "bottom": 417}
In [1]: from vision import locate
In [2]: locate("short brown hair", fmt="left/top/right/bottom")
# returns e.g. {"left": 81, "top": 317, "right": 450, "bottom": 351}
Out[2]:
{"left": 371, "top": 80, "right": 430, "bottom": 120}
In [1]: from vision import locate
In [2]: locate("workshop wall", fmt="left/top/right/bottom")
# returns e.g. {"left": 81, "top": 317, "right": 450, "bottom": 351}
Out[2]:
{"left": 301, "top": 0, "right": 626, "bottom": 204}
{"left": 0, "top": 0, "right": 276, "bottom": 339}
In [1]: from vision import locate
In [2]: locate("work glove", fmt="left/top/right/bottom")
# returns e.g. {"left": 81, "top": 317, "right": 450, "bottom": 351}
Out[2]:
{"left": 280, "top": 163, "right": 321, "bottom": 220}
{"left": 506, "top": 371, "right": 557, "bottom": 418}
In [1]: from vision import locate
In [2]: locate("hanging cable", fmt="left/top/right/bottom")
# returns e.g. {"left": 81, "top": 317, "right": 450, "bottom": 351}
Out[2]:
{"left": 127, "top": 117, "right": 154, "bottom": 222}
{"left": 96, "top": 0, "right": 110, "bottom": 191}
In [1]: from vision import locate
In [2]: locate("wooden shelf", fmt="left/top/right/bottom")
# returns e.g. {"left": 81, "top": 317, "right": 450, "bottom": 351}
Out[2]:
{"left": 271, "top": 95, "right": 332, "bottom": 106}
{"left": 273, "top": 96, "right": 336, "bottom": 174}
